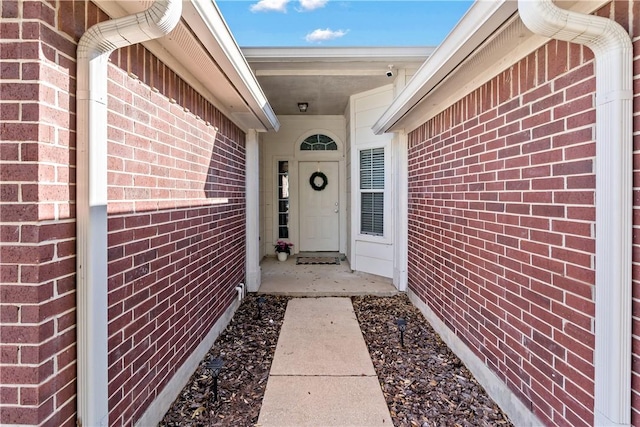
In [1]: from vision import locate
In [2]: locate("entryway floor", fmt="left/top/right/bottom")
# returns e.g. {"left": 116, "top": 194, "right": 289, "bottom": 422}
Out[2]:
{"left": 258, "top": 255, "right": 398, "bottom": 296}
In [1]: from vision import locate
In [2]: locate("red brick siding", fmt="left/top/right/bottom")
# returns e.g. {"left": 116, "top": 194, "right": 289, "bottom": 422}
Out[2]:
{"left": 408, "top": 29, "right": 597, "bottom": 427}
{"left": 105, "top": 62, "right": 246, "bottom": 426}
{"left": 408, "top": 2, "right": 637, "bottom": 426}
{"left": 1, "top": 1, "right": 246, "bottom": 426}
{"left": 1, "top": 1, "right": 79, "bottom": 425}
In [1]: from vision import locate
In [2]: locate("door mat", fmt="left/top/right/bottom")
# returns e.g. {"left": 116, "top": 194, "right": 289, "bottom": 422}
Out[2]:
{"left": 296, "top": 256, "right": 340, "bottom": 265}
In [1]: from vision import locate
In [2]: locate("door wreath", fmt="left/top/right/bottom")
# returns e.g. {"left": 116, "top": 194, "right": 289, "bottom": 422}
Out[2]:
{"left": 309, "top": 171, "right": 328, "bottom": 191}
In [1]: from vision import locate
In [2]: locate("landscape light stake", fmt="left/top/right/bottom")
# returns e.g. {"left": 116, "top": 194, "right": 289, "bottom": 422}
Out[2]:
{"left": 208, "top": 357, "right": 224, "bottom": 402}
{"left": 397, "top": 318, "right": 406, "bottom": 347}
{"left": 257, "top": 296, "right": 266, "bottom": 320}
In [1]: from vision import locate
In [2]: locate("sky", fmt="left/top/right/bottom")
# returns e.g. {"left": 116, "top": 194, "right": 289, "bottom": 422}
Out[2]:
{"left": 216, "top": 0, "right": 474, "bottom": 47}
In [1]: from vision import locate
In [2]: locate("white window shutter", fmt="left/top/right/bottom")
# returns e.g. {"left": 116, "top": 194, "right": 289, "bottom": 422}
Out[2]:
{"left": 359, "top": 148, "right": 385, "bottom": 236}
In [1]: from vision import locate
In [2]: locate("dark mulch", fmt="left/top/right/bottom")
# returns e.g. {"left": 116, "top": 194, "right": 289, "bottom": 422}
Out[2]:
{"left": 353, "top": 294, "right": 513, "bottom": 427}
{"left": 160, "top": 294, "right": 513, "bottom": 427}
{"left": 159, "top": 295, "right": 290, "bottom": 426}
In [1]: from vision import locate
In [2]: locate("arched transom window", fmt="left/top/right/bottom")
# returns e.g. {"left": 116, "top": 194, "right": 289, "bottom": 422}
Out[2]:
{"left": 300, "top": 134, "right": 338, "bottom": 151}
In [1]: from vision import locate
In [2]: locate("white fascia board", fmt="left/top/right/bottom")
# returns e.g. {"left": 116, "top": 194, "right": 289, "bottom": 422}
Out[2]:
{"left": 242, "top": 46, "right": 434, "bottom": 62}
{"left": 372, "top": 0, "right": 518, "bottom": 135}
{"left": 184, "top": 0, "right": 279, "bottom": 132}
{"left": 255, "top": 69, "right": 397, "bottom": 77}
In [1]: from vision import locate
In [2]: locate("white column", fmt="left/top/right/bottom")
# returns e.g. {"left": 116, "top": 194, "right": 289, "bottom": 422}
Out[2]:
{"left": 245, "top": 129, "right": 261, "bottom": 292}
{"left": 393, "top": 132, "right": 408, "bottom": 291}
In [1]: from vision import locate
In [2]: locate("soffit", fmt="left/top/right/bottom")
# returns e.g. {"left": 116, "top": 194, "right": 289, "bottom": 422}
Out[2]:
{"left": 243, "top": 47, "right": 433, "bottom": 116}
{"left": 93, "top": 0, "right": 278, "bottom": 132}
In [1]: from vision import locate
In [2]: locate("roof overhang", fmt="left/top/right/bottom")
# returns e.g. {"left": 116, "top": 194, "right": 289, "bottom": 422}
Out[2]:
{"left": 94, "top": 0, "right": 279, "bottom": 132}
{"left": 243, "top": 47, "right": 433, "bottom": 116}
{"left": 372, "top": 0, "right": 608, "bottom": 135}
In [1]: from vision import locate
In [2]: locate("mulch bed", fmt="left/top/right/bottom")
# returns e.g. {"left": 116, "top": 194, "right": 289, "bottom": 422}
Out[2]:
{"left": 159, "top": 295, "right": 290, "bottom": 426}
{"left": 353, "top": 294, "right": 513, "bottom": 427}
{"left": 160, "top": 294, "right": 513, "bottom": 426}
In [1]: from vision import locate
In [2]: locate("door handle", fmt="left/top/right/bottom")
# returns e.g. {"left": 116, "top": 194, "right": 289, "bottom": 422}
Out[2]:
{"left": 334, "top": 209, "right": 339, "bottom": 213}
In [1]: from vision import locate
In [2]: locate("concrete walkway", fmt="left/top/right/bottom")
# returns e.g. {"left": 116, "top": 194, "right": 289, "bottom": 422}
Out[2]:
{"left": 258, "top": 256, "right": 398, "bottom": 296}
{"left": 257, "top": 297, "right": 392, "bottom": 426}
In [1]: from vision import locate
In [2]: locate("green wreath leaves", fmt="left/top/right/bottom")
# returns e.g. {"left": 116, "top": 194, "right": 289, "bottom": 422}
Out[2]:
{"left": 309, "top": 171, "right": 328, "bottom": 191}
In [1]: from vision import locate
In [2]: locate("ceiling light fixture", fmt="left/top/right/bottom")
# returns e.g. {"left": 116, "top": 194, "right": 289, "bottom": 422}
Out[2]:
{"left": 298, "top": 102, "right": 309, "bottom": 113}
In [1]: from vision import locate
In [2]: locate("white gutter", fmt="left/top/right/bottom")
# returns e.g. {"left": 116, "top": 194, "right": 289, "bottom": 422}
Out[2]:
{"left": 518, "top": 1, "right": 632, "bottom": 426}
{"left": 372, "top": 0, "right": 518, "bottom": 135}
{"left": 76, "top": 1, "right": 181, "bottom": 425}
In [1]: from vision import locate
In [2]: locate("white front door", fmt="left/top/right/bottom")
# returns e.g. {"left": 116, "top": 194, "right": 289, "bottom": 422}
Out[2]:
{"left": 299, "top": 161, "right": 340, "bottom": 251}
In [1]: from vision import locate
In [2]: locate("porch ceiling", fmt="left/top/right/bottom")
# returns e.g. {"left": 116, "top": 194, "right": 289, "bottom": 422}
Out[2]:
{"left": 242, "top": 47, "right": 433, "bottom": 116}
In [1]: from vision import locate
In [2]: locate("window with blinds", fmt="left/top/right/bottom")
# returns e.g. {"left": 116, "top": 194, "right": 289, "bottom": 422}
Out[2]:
{"left": 360, "top": 148, "right": 384, "bottom": 236}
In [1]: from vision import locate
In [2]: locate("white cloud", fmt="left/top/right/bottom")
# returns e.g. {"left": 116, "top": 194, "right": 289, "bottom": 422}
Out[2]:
{"left": 250, "top": 0, "right": 290, "bottom": 13}
{"left": 305, "top": 28, "right": 348, "bottom": 43}
{"left": 250, "top": 0, "right": 327, "bottom": 13}
{"left": 298, "top": 0, "right": 328, "bottom": 11}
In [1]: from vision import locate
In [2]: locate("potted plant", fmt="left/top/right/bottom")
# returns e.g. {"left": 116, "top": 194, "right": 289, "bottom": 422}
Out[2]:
{"left": 274, "top": 240, "right": 293, "bottom": 261}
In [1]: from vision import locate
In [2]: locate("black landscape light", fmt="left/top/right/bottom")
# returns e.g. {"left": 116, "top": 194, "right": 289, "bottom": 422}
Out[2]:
{"left": 257, "top": 296, "right": 266, "bottom": 320}
{"left": 397, "top": 318, "right": 406, "bottom": 347}
{"left": 207, "top": 357, "right": 224, "bottom": 402}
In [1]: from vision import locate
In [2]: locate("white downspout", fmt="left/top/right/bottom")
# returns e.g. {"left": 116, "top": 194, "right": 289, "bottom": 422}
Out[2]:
{"left": 518, "top": 1, "right": 632, "bottom": 426}
{"left": 76, "top": 1, "right": 181, "bottom": 425}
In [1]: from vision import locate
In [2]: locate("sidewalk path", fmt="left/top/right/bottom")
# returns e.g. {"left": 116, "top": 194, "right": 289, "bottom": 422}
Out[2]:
{"left": 257, "top": 297, "right": 393, "bottom": 426}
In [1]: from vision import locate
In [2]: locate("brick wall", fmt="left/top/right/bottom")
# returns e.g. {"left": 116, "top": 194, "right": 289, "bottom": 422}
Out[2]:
{"left": 1, "top": 1, "right": 246, "bottom": 425}
{"left": 104, "top": 62, "right": 246, "bottom": 426}
{"left": 1, "top": 1, "right": 79, "bottom": 425}
{"left": 407, "top": 2, "right": 638, "bottom": 426}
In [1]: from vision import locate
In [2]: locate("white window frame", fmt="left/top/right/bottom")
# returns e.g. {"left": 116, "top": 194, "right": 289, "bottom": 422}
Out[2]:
{"left": 272, "top": 157, "right": 296, "bottom": 250}
{"left": 357, "top": 145, "right": 391, "bottom": 242}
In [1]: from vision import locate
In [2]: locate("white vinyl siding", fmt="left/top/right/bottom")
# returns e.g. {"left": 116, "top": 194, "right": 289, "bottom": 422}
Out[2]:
{"left": 350, "top": 86, "right": 394, "bottom": 278}
{"left": 360, "top": 148, "right": 384, "bottom": 236}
